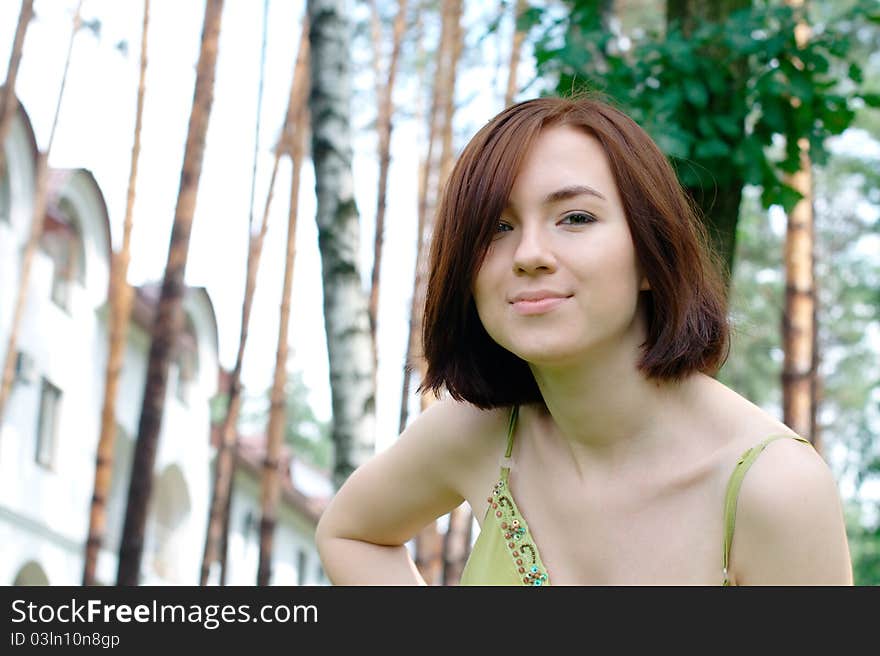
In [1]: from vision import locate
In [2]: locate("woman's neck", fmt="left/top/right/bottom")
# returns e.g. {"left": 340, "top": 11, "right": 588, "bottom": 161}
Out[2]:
{"left": 527, "top": 345, "right": 699, "bottom": 476}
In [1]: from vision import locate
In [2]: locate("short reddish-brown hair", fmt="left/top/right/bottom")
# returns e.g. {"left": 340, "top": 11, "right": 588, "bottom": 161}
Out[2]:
{"left": 419, "top": 96, "right": 730, "bottom": 409}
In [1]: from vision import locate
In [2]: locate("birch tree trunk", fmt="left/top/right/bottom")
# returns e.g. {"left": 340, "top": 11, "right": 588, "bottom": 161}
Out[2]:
{"left": 367, "top": 0, "right": 408, "bottom": 370}
{"left": 117, "top": 0, "right": 224, "bottom": 586}
{"left": 0, "top": 0, "right": 34, "bottom": 179}
{"left": 307, "top": 0, "right": 376, "bottom": 491}
{"left": 257, "top": 27, "right": 310, "bottom": 588}
{"left": 781, "top": 0, "right": 817, "bottom": 448}
{"left": 0, "top": 1, "right": 82, "bottom": 427}
{"left": 83, "top": 0, "right": 150, "bottom": 586}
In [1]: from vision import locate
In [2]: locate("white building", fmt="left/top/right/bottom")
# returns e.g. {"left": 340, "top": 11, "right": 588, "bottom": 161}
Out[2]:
{"left": 0, "top": 94, "right": 330, "bottom": 586}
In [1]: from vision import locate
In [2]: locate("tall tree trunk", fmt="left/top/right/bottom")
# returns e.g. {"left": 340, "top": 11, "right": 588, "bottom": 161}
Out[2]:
{"left": 405, "top": 4, "right": 449, "bottom": 581}
{"left": 397, "top": 0, "right": 426, "bottom": 436}
{"left": 810, "top": 278, "right": 822, "bottom": 454}
{"left": 442, "top": 501, "right": 473, "bottom": 585}
{"left": 504, "top": 0, "right": 526, "bottom": 107}
{"left": 199, "top": 0, "right": 275, "bottom": 587}
{"left": 117, "top": 0, "right": 224, "bottom": 586}
{"left": 781, "top": 0, "right": 816, "bottom": 447}
{"left": 0, "top": 0, "right": 34, "bottom": 179}
{"left": 412, "top": 0, "right": 463, "bottom": 585}
{"left": 83, "top": 0, "right": 150, "bottom": 586}
{"left": 0, "top": 1, "right": 82, "bottom": 427}
{"left": 401, "top": 0, "right": 451, "bottom": 433}
{"left": 430, "top": 0, "right": 470, "bottom": 585}
{"left": 220, "top": 0, "right": 274, "bottom": 586}
{"left": 307, "top": 0, "right": 377, "bottom": 491}
{"left": 257, "top": 26, "right": 310, "bottom": 589}
{"left": 666, "top": 0, "right": 751, "bottom": 284}
{"left": 368, "top": 0, "right": 408, "bottom": 375}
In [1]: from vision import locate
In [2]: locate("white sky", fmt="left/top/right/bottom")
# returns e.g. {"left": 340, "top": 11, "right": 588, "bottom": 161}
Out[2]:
{"left": 0, "top": 0, "right": 533, "bottom": 453}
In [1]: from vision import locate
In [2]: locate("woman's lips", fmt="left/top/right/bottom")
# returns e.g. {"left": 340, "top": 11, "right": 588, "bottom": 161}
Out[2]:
{"left": 511, "top": 296, "right": 569, "bottom": 315}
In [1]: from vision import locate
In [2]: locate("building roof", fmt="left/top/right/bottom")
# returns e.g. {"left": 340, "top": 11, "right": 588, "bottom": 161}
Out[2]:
{"left": 132, "top": 283, "right": 220, "bottom": 357}
{"left": 233, "top": 431, "right": 331, "bottom": 525}
{"left": 212, "top": 368, "right": 333, "bottom": 526}
{"left": 3, "top": 90, "right": 114, "bottom": 266}
{"left": 0, "top": 87, "right": 39, "bottom": 163}
{"left": 45, "top": 167, "right": 113, "bottom": 263}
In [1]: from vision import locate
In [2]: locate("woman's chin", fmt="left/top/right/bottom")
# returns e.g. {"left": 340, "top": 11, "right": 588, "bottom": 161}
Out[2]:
{"left": 507, "top": 342, "right": 583, "bottom": 368}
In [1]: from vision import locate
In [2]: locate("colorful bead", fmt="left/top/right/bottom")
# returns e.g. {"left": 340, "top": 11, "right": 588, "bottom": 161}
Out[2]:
{"left": 485, "top": 480, "right": 549, "bottom": 588}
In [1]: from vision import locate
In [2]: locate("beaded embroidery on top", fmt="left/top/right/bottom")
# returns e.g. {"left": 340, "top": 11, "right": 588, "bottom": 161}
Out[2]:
{"left": 486, "top": 469, "right": 551, "bottom": 586}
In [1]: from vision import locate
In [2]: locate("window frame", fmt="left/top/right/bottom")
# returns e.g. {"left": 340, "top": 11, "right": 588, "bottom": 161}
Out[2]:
{"left": 35, "top": 378, "right": 62, "bottom": 470}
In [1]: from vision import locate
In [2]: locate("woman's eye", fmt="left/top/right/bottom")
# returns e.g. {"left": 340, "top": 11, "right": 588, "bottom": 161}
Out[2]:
{"left": 560, "top": 212, "right": 596, "bottom": 225}
{"left": 495, "top": 221, "right": 513, "bottom": 233}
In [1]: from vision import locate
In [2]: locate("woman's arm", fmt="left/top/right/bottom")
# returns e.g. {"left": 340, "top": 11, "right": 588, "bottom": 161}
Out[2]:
{"left": 729, "top": 438, "right": 853, "bottom": 585}
{"left": 315, "top": 398, "right": 498, "bottom": 585}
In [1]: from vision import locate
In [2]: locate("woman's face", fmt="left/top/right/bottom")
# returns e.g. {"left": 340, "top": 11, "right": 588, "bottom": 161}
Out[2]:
{"left": 472, "top": 124, "right": 650, "bottom": 367}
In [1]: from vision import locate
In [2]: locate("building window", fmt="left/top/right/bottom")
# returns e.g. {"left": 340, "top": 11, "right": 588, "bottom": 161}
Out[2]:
{"left": 174, "top": 315, "right": 198, "bottom": 405}
{"left": 35, "top": 379, "right": 61, "bottom": 468}
{"left": 175, "top": 350, "right": 196, "bottom": 404}
{"left": 40, "top": 199, "right": 85, "bottom": 313}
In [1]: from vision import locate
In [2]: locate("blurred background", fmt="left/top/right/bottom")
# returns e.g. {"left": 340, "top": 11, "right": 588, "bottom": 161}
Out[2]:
{"left": 0, "top": 0, "right": 877, "bottom": 586}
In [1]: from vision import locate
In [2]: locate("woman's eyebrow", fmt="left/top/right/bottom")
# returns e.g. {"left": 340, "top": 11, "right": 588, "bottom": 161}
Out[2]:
{"left": 503, "top": 185, "right": 607, "bottom": 214}
{"left": 542, "top": 184, "right": 606, "bottom": 204}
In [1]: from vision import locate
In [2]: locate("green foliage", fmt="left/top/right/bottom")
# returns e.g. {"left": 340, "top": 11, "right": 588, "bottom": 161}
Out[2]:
{"left": 530, "top": 0, "right": 879, "bottom": 215}
{"left": 717, "top": 188, "right": 785, "bottom": 408}
{"left": 720, "top": 150, "right": 880, "bottom": 586}
{"left": 846, "top": 502, "right": 880, "bottom": 585}
{"left": 282, "top": 371, "right": 333, "bottom": 470}
{"left": 238, "top": 370, "right": 333, "bottom": 471}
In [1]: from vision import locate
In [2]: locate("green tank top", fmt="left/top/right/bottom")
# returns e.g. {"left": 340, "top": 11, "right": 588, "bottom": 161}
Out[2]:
{"left": 459, "top": 405, "right": 811, "bottom": 586}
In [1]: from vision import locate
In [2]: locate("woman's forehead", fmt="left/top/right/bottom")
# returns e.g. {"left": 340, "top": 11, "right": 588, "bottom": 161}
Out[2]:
{"left": 505, "top": 126, "right": 618, "bottom": 206}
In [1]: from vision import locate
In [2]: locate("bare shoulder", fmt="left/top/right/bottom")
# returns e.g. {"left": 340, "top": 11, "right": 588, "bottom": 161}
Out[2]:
{"left": 315, "top": 397, "right": 509, "bottom": 547}
{"left": 396, "top": 397, "right": 510, "bottom": 485}
{"left": 729, "top": 435, "right": 853, "bottom": 585}
{"left": 686, "top": 377, "right": 853, "bottom": 584}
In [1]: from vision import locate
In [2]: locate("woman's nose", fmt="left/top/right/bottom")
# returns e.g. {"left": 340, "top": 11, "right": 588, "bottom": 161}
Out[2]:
{"left": 512, "top": 225, "right": 556, "bottom": 274}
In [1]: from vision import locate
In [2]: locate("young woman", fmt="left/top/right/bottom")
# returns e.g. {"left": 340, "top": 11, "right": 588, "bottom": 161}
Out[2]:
{"left": 315, "top": 96, "right": 853, "bottom": 585}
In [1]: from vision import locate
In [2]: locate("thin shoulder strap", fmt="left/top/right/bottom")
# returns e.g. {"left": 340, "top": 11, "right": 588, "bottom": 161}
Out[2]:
{"left": 721, "top": 433, "right": 812, "bottom": 585}
{"left": 498, "top": 405, "right": 519, "bottom": 482}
